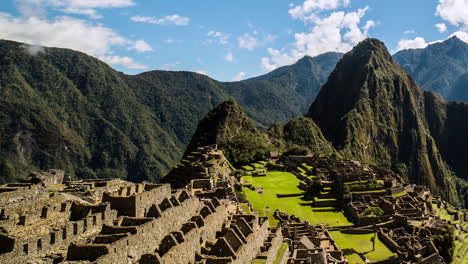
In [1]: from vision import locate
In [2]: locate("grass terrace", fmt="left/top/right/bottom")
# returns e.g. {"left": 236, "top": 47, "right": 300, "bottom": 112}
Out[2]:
{"left": 453, "top": 225, "right": 468, "bottom": 264}
{"left": 330, "top": 231, "right": 396, "bottom": 263}
{"left": 274, "top": 243, "right": 288, "bottom": 264}
{"left": 242, "top": 171, "right": 351, "bottom": 226}
{"left": 392, "top": 191, "right": 406, "bottom": 197}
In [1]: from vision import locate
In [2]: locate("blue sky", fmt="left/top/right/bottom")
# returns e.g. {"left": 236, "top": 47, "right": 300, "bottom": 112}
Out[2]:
{"left": 0, "top": 0, "right": 467, "bottom": 81}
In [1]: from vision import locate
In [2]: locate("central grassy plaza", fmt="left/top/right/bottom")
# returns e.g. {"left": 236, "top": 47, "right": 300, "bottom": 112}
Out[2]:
{"left": 242, "top": 171, "right": 351, "bottom": 226}
{"left": 242, "top": 170, "right": 397, "bottom": 264}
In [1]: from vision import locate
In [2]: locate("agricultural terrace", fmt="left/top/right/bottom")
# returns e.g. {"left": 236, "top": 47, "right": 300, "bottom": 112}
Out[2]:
{"left": 242, "top": 170, "right": 351, "bottom": 226}
{"left": 329, "top": 231, "right": 396, "bottom": 264}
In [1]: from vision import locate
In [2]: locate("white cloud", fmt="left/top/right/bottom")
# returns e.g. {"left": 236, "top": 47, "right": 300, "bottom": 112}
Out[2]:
{"left": 164, "top": 37, "right": 174, "bottom": 44}
{"left": 238, "top": 33, "right": 258, "bottom": 50}
{"left": 232, "top": 72, "right": 247, "bottom": 81}
{"left": 100, "top": 55, "right": 147, "bottom": 69}
{"left": 238, "top": 32, "right": 276, "bottom": 51}
{"left": 196, "top": 70, "right": 208, "bottom": 75}
{"left": 436, "top": 0, "right": 468, "bottom": 29}
{"left": 225, "top": 52, "right": 234, "bottom": 62}
{"left": 404, "top": 30, "right": 416, "bottom": 35}
{"left": 435, "top": 23, "right": 447, "bottom": 33}
{"left": 396, "top": 37, "right": 429, "bottom": 51}
{"left": 15, "top": 0, "right": 135, "bottom": 18}
{"left": 21, "top": 44, "right": 46, "bottom": 55}
{"left": 0, "top": 13, "right": 148, "bottom": 69}
{"left": 261, "top": 7, "right": 375, "bottom": 71}
{"left": 129, "top": 40, "right": 152, "bottom": 52}
{"left": 131, "top": 14, "right": 189, "bottom": 26}
{"left": 60, "top": 7, "right": 101, "bottom": 19}
{"left": 289, "top": 0, "right": 350, "bottom": 21}
{"left": 206, "top": 31, "right": 230, "bottom": 45}
{"left": 53, "top": 0, "right": 135, "bottom": 9}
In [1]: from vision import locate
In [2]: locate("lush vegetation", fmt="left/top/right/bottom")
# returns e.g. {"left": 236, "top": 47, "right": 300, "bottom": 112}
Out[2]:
{"left": 184, "top": 100, "right": 272, "bottom": 166}
{"left": 273, "top": 243, "right": 289, "bottom": 264}
{"left": 330, "top": 231, "right": 395, "bottom": 263}
{"left": 0, "top": 40, "right": 342, "bottom": 183}
{"left": 242, "top": 172, "right": 351, "bottom": 226}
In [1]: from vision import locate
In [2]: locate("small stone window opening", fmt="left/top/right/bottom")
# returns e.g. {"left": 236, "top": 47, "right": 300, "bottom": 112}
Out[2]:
{"left": 73, "top": 223, "right": 78, "bottom": 235}
{"left": 41, "top": 207, "right": 48, "bottom": 219}
{"left": 93, "top": 215, "right": 97, "bottom": 225}
{"left": 23, "top": 244, "right": 28, "bottom": 255}
{"left": 62, "top": 228, "right": 67, "bottom": 240}
{"left": 37, "top": 239, "right": 42, "bottom": 250}
{"left": 50, "top": 232, "right": 56, "bottom": 245}
{"left": 60, "top": 203, "right": 67, "bottom": 212}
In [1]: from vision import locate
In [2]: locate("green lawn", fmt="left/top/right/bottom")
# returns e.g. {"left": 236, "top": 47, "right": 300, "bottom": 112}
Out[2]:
{"left": 392, "top": 191, "right": 406, "bottom": 197}
{"left": 243, "top": 172, "right": 351, "bottom": 226}
{"left": 301, "top": 163, "right": 313, "bottom": 170}
{"left": 242, "top": 165, "right": 254, "bottom": 171}
{"left": 330, "top": 231, "right": 396, "bottom": 263}
{"left": 274, "top": 243, "right": 289, "bottom": 264}
{"left": 452, "top": 228, "right": 468, "bottom": 264}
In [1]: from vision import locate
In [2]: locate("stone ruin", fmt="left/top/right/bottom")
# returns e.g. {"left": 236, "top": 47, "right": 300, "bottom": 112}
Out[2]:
{"left": 0, "top": 148, "right": 462, "bottom": 264}
{"left": 274, "top": 210, "right": 346, "bottom": 264}
{"left": 279, "top": 154, "right": 459, "bottom": 263}
{"left": 162, "top": 145, "right": 235, "bottom": 189}
{"left": 0, "top": 170, "right": 282, "bottom": 264}
{"left": 28, "top": 169, "right": 65, "bottom": 186}
{"left": 379, "top": 225, "right": 444, "bottom": 263}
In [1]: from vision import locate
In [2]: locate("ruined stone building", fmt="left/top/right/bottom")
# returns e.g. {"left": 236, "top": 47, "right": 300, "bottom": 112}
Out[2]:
{"left": 0, "top": 170, "right": 282, "bottom": 264}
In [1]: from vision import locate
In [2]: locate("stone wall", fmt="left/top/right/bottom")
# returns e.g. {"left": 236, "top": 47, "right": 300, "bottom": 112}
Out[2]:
{"left": 0, "top": 203, "right": 118, "bottom": 264}
{"left": 68, "top": 195, "right": 204, "bottom": 264}
{"left": 103, "top": 184, "right": 171, "bottom": 217}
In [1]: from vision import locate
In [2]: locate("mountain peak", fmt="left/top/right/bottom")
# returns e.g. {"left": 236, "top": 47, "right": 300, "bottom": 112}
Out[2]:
{"left": 307, "top": 38, "right": 454, "bottom": 202}
{"left": 446, "top": 35, "right": 464, "bottom": 44}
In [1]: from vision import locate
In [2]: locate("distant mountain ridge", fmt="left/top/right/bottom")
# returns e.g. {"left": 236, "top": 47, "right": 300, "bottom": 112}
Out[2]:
{"left": 0, "top": 39, "right": 341, "bottom": 183}
{"left": 393, "top": 36, "right": 468, "bottom": 101}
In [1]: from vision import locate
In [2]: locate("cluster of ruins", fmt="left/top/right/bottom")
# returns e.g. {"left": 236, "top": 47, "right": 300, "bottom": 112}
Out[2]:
{"left": 0, "top": 146, "right": 466, "bottom": 263}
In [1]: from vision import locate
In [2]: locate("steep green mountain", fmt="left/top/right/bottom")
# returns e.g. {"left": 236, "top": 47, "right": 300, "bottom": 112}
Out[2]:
{"left": 0, "top": 39, "right": 341, "bottom": 183}
{"left": 183, "top": 99, "right": 272, "bottom": 165}
{"left": 393, "top": 36, "right": 468, "bottom": 100}
{"left": 307, "top": 38, "right": 464, "bottom": 205}
{"left": 0, "top": 40, "right": 182, "bottom": 183}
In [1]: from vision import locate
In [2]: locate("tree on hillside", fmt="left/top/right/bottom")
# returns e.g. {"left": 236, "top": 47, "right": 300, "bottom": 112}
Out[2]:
{"left": 361, "top": 207, "right": 384, "bottom": 251}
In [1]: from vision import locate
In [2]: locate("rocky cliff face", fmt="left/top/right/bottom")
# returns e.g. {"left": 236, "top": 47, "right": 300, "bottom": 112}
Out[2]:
{"left": 307, "top": 39, "right": 460, "bottom": 204}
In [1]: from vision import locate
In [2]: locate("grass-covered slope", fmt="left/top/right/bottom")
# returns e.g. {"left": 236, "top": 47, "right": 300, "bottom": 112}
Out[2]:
{"left": 0, "top": 39, "right": 340, "bottom": 183}
{"left": 0, "top": 40, "right": 181, "bottom": 183}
